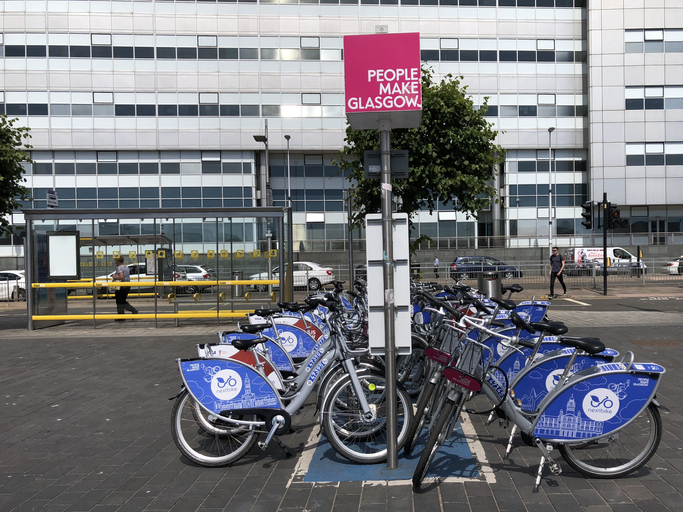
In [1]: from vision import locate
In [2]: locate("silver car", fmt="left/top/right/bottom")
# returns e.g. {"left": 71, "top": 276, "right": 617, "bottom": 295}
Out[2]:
{"left": 249, "top": 261, "right": 335, "bottom": 291}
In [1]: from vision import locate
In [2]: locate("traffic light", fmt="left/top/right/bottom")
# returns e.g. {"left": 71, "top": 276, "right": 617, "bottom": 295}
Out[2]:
{"left": 580, "top": 201, "right": 593, "bottom": 230}
{"left": 607, "top": 203, "right": 629, "bottom": 230}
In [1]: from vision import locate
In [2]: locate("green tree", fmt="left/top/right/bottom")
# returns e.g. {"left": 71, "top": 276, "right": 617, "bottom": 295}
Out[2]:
{"left": 0, "top": 115, "right": 32, "bottom": 235}
{"left": 337, "top": 68, "right": 504, "bottom": 242}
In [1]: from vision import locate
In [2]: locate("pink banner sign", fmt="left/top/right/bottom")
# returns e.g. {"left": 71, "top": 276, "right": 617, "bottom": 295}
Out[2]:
{"left": 344, "top": 32, "right": 422, "bottom": 129}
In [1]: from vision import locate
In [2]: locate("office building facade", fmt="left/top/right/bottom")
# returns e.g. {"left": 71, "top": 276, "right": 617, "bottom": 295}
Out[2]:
{"left": 1, "top": 0, "right": 682, "bottom": 257}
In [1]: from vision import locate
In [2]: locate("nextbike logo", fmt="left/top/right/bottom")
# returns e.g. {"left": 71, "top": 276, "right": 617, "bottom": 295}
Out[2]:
{"left": 546, "top": 370, "right": 564, "bottom": 391}
{"left": 496, "top": 343, "right": 510, "bottom": 357}
{"left": 582, "top": 388, "right": 620, "bottom": 421}
{"left": 210, "top": 369, "right": 242, "bottom": 400}
{"left": 279, "top": 331, "right": 298, "bottom": 352}
{"left": 306, "top": 359, "right": 328, "bottom": 386}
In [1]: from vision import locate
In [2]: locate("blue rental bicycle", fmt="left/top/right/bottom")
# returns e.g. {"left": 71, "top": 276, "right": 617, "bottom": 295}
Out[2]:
{"left": 170, "top": 296, "right": 413, "bottom": 467}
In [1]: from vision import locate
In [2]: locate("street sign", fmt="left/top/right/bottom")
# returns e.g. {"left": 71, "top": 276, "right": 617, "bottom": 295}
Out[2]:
{"left": 363, "top": 150, "right": 410, "bottom": 179}
{"left": 344, "top": 32, "right": 422, "bottom": 130}
{"left": 46, "top": 190, "right": 58, "bottom": 208}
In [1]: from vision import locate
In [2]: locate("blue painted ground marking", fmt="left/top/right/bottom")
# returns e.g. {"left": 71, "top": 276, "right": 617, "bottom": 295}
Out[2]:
{"left": 298, "top": 420, "right": 480, "bottom": 483}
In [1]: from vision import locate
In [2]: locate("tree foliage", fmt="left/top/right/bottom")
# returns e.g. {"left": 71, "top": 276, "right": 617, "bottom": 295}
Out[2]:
{"left": 0, "top": 115, "right": 32, "bottom": 235}
{"left": 337, "top": 68, "right": 504, "bottom": 233}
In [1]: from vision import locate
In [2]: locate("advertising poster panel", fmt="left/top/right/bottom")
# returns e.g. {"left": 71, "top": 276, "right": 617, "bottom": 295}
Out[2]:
{"left": 344, "top": 32, "right": 422, "bottom": 129}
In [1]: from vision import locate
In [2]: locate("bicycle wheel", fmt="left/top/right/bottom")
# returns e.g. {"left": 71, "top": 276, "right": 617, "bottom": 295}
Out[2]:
{"left": 171, "top": 390, "right": 259, "bottom": 467}
{"left": 322, "top": 370, "right": 413, "bottom": 464}
{"left": 558, "top": 403, "right": 662, "bottom": 478}
{"left": 412, "top": 391, "right": 463, "bottom": 491}
{"left": 191, "top": 398, "right": 249, "bottom": 437}
{"left": 404, "top": 380, "right": 438, "bottom": 455}
{"left": 397, "top": 345, "right": 427, "bottom": 398}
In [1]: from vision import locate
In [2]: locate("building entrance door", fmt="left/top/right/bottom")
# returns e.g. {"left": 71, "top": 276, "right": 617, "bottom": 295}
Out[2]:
{"left": 650, "top": 219, "right": 666, "bottom": 245}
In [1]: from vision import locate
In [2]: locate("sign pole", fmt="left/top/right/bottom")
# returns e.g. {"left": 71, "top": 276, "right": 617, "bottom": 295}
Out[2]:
{"left": 603, "top": 192, "right": 608, "bottom": 296}
{"left": 379, "top": 120, "right": 398, "bottom": 470}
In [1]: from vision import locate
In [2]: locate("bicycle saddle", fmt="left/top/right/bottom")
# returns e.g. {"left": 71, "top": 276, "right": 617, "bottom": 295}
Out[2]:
{"left": 231, "top": 337, "right": 268, "bottom": 351}
{"left": 254, "top": 308, "right": 281, "bottom": 316}
{"left": 558, "top": 336, "right": 605, "bottom": 355}
{"left": 529, "top": 321, "right": 568, "bottom": 336}
{"left": 490, "top": 297, "right": 516, "bottom": 310}
{"left": 240, "top": 323, "right": 270, "bottom": 334}
{"left": 502, "top": 284, "right": 523, "bottom": 294}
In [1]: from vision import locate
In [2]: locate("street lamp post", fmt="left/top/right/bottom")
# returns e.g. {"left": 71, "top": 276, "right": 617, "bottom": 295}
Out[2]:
{"left": 284, "top": 134, "right": 294, "bottom": 302}
{"left": 284, "top": 135, "right": 291, "bottom": 206}
{"left": 253, "top": 120, "right": 269, "bottom": 207}
{"left": 547, "top": 126, "right": 555, "bottom": 258}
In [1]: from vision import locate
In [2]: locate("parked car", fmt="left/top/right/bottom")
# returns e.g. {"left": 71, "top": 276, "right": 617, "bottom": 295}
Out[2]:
{"left": 164, "top": 264, "right": 215, "bottom": 293}
{"left": 450, "top": 256, "right": 523, "bottom": 281}
{"left": 249, "top": 261, "right": 335, "bottom": 291}
{"left": 664, "top": 256, "right": 683, "bottom": 275}
{"left": 0, "top": 270, "right": 26, "bottom": 301}
{"left": 564, "top": 259, "right": 600, "bottom": 276}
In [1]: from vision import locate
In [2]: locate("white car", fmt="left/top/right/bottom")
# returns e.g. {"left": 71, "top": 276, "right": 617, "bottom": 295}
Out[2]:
{"left": 92, "top": 263, "right": 154, "bottom": 293}
{"left": 664, "top": 256, "right": 683, "bottom": 275}
{"left": 0, "top": 270, "right": 26, "bottom": 301}
{"left": 166, "top": 264, "right": 216, "bottom": 293}
{"left": 249, "top": 261, "right": 335, "bottom": 291}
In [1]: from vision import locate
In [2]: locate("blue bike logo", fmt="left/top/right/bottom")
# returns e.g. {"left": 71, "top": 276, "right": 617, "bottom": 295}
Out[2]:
{"left": 210, "top": 369, "right": 243, "bottom": 400}
{"left": 582, "top": 388, "right": 620, "bottom": 421}
{"left": 216, "top": 376, "right": 238, "bottom": 389}
{"left": 590, "top": 395, "right": 614, "bottom": 408}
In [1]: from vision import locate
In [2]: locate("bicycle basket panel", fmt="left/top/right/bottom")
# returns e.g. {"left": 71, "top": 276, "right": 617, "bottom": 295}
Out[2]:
{"left": 178, "top": 358, "right": 282, "bottom": 415}
{"left": 262, "top": 325, "right": 316, "bottom": 359}
{"left": 532, "top": 367, "right": 662, "bottom": 442}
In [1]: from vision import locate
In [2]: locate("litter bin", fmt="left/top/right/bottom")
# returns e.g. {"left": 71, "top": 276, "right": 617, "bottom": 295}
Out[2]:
{"left": 232, "top": 271, "right": 243, "bottom": 298}
{"left": 478, "top": 271, "right": 502, "bottom": 299}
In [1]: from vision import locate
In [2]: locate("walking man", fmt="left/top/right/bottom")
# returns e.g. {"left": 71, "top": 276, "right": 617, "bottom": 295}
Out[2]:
{"left": 112, "top": 256, "right": 138, "bottom": 320}
{"left": 433, "top": 256, "right": 440, "bottom": 279}
{"left": 548, "top": 247, "right": 567, "bottom": 298}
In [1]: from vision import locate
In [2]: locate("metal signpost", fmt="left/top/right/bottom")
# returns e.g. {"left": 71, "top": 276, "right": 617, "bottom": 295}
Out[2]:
{"left": 344, "top": 31, "right": 422, "bottom": 469}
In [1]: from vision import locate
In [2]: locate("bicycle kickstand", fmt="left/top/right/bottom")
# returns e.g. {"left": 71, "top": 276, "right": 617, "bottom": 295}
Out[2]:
{"left": 532, "top": 438, "right": 562, "bottom": 493}
{"left": 273, "top": 436, "right": 293, "bottom": 458}
{"left": 504, "top": 424, "right": 518, "bottom": 459}
{"left": 485, "top": 410, "right": 497, "bottom": 426}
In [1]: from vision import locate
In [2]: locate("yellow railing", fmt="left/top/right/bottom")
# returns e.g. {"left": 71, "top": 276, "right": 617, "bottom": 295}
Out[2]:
{"left": 30, "top": 280, "right": 279, "bottom": 322}
{"left": 32, "top": 311, "right": 256, "bottom": 321}
{"left": 32, "top": 279, "right": 279, "bottom": 289}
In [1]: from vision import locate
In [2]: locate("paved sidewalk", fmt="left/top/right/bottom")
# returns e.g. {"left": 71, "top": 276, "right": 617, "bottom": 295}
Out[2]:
{"left": 0, "top": 286, "right": 682, "bottom": 511}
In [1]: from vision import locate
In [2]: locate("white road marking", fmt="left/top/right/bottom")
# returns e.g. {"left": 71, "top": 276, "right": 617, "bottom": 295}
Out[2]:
{"left": 563, "top": 298, "right": 591, "bottom": 306}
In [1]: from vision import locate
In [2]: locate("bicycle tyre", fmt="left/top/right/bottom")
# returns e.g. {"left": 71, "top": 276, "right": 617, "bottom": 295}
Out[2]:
{"left": 322, "top": 370, "right": 413, "bottom": 464}
{"left": 412, "top": 392, "right": 462, "bottom": 491}
{"left": 404, "top": 380, "right": 438, "bottom": 455}
{"left": 171, "top": 390, "right": 259, "bottom": 467}
{"left": 315, "top": 358, "right": 384, "bottom": 414}
{"left": 558, "top": 402, "right": 662, "bottom": 478}
{"left": 397, "top": 336, "right": 428, "bottom": 398}
{"left": 191, "top": 398, "right": 249, "bottom": 438}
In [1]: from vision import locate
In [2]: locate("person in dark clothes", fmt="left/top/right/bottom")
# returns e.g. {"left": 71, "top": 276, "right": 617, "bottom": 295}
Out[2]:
{"left": 548, "top": 247, "right": 567, "bottom": 298}
{"left": 112, "top": 256, "right": 138, "bottom": 320}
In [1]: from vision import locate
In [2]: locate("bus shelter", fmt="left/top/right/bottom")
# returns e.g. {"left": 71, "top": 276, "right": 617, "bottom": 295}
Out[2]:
{"left": 22, "top": 207, "right": 293, "bottom": 330}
